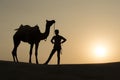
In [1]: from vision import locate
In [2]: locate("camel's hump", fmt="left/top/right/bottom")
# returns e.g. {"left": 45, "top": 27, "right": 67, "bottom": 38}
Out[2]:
{"left": 14, "top": 25, "right": 39, "bottom": 31}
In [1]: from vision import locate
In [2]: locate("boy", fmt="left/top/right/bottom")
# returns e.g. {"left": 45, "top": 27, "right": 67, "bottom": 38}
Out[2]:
{"left": 44, "top": 29, "right": 67, "bottom": 65}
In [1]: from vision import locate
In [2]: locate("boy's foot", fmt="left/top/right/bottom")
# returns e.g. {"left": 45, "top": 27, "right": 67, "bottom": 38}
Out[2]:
{"left": 43, "top": 62, "right": 48, "bottom": 65}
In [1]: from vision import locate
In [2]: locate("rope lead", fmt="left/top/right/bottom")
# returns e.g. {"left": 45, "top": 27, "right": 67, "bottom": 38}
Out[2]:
{"left": 53, "top": 23, "right": 55, "bottom": 34}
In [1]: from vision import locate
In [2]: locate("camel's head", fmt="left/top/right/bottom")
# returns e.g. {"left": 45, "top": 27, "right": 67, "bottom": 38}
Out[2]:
{"left": 46, "top": 20, "right": 55, "bottom": 27}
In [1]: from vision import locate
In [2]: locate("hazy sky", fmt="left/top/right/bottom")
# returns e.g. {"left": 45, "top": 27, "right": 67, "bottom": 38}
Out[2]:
{"left": 1, "top": 0, "right": 120, "bottom": 64}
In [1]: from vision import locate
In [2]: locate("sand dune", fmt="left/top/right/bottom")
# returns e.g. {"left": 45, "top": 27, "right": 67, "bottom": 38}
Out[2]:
{"left": 0, "top": 60, "right": 120, "bottom": 80}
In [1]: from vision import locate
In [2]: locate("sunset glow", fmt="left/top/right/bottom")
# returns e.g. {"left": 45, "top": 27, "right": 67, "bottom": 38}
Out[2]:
{"left": 0, "top": 0, "right": 120, "bottom": 64}
{"left": 94, "top": 45, "right": 107, "bottom": 58}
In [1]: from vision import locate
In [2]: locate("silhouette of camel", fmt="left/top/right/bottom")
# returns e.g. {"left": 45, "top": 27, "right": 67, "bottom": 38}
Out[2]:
{"left": 12, "top": 20, "right": 55, "bottom": 64}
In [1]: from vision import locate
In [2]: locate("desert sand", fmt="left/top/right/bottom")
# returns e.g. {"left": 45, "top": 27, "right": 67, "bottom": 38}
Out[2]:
{"left": 0, "top": 60, "right": 119, "bottom": 80}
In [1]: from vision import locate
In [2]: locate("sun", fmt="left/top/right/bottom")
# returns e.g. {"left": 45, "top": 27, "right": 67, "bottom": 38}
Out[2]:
{"left": 93, "top": 45, "right": 107, "bottom": 58}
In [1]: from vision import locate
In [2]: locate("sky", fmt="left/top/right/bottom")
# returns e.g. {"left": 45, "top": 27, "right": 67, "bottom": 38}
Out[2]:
{"left": 1, "top": 0, "right": 120, "bottom": 64}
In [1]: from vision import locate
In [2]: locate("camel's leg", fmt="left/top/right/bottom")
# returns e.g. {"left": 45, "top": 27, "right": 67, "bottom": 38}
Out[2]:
{"left": 29, "top": 44, "right": 34, "bottom": 63}
{"left": 35, "top": 43, "right": 39, "bottom": 64}
{"left": 12, "top": 40, "right": 20, "bottom": 63}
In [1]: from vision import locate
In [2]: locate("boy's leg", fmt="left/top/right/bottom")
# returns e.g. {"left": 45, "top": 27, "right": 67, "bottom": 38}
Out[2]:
{"left": 57, "top": 49, "right": 61, "bottom": 65}
{"left": 44, "top": 49, "right": 56, "bottom": 64}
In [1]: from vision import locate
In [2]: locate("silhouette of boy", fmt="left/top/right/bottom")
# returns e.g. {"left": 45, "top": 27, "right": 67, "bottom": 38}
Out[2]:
{"left": 44, "top": 29, "right": 67, "bottom": 65}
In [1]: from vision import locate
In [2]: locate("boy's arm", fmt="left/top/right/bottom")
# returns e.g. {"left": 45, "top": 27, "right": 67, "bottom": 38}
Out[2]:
{"left": 61, "top": 36, "right": 67, "bottom": 43}
{"left": 51, "top": 36, "right": 54, "bottom": 44}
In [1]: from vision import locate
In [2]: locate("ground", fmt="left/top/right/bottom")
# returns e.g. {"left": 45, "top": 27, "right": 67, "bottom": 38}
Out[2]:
{"left": 0, "top": 60, "right": 120, "bottom": 80}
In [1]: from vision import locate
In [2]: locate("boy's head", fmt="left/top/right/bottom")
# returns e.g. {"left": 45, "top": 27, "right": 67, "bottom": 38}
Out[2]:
{"left": 55, "top": 29, "right": 59, "bottom": 35}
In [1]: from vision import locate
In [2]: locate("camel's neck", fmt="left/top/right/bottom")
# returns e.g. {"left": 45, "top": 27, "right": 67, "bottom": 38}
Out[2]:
{"left": 41, "top": 25, "right": 51, "bottom": 40}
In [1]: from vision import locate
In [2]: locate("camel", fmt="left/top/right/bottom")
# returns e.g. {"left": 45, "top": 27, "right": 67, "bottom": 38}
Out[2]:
{"left": 12, "top": 20, "right": 55, "bottom": 64}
